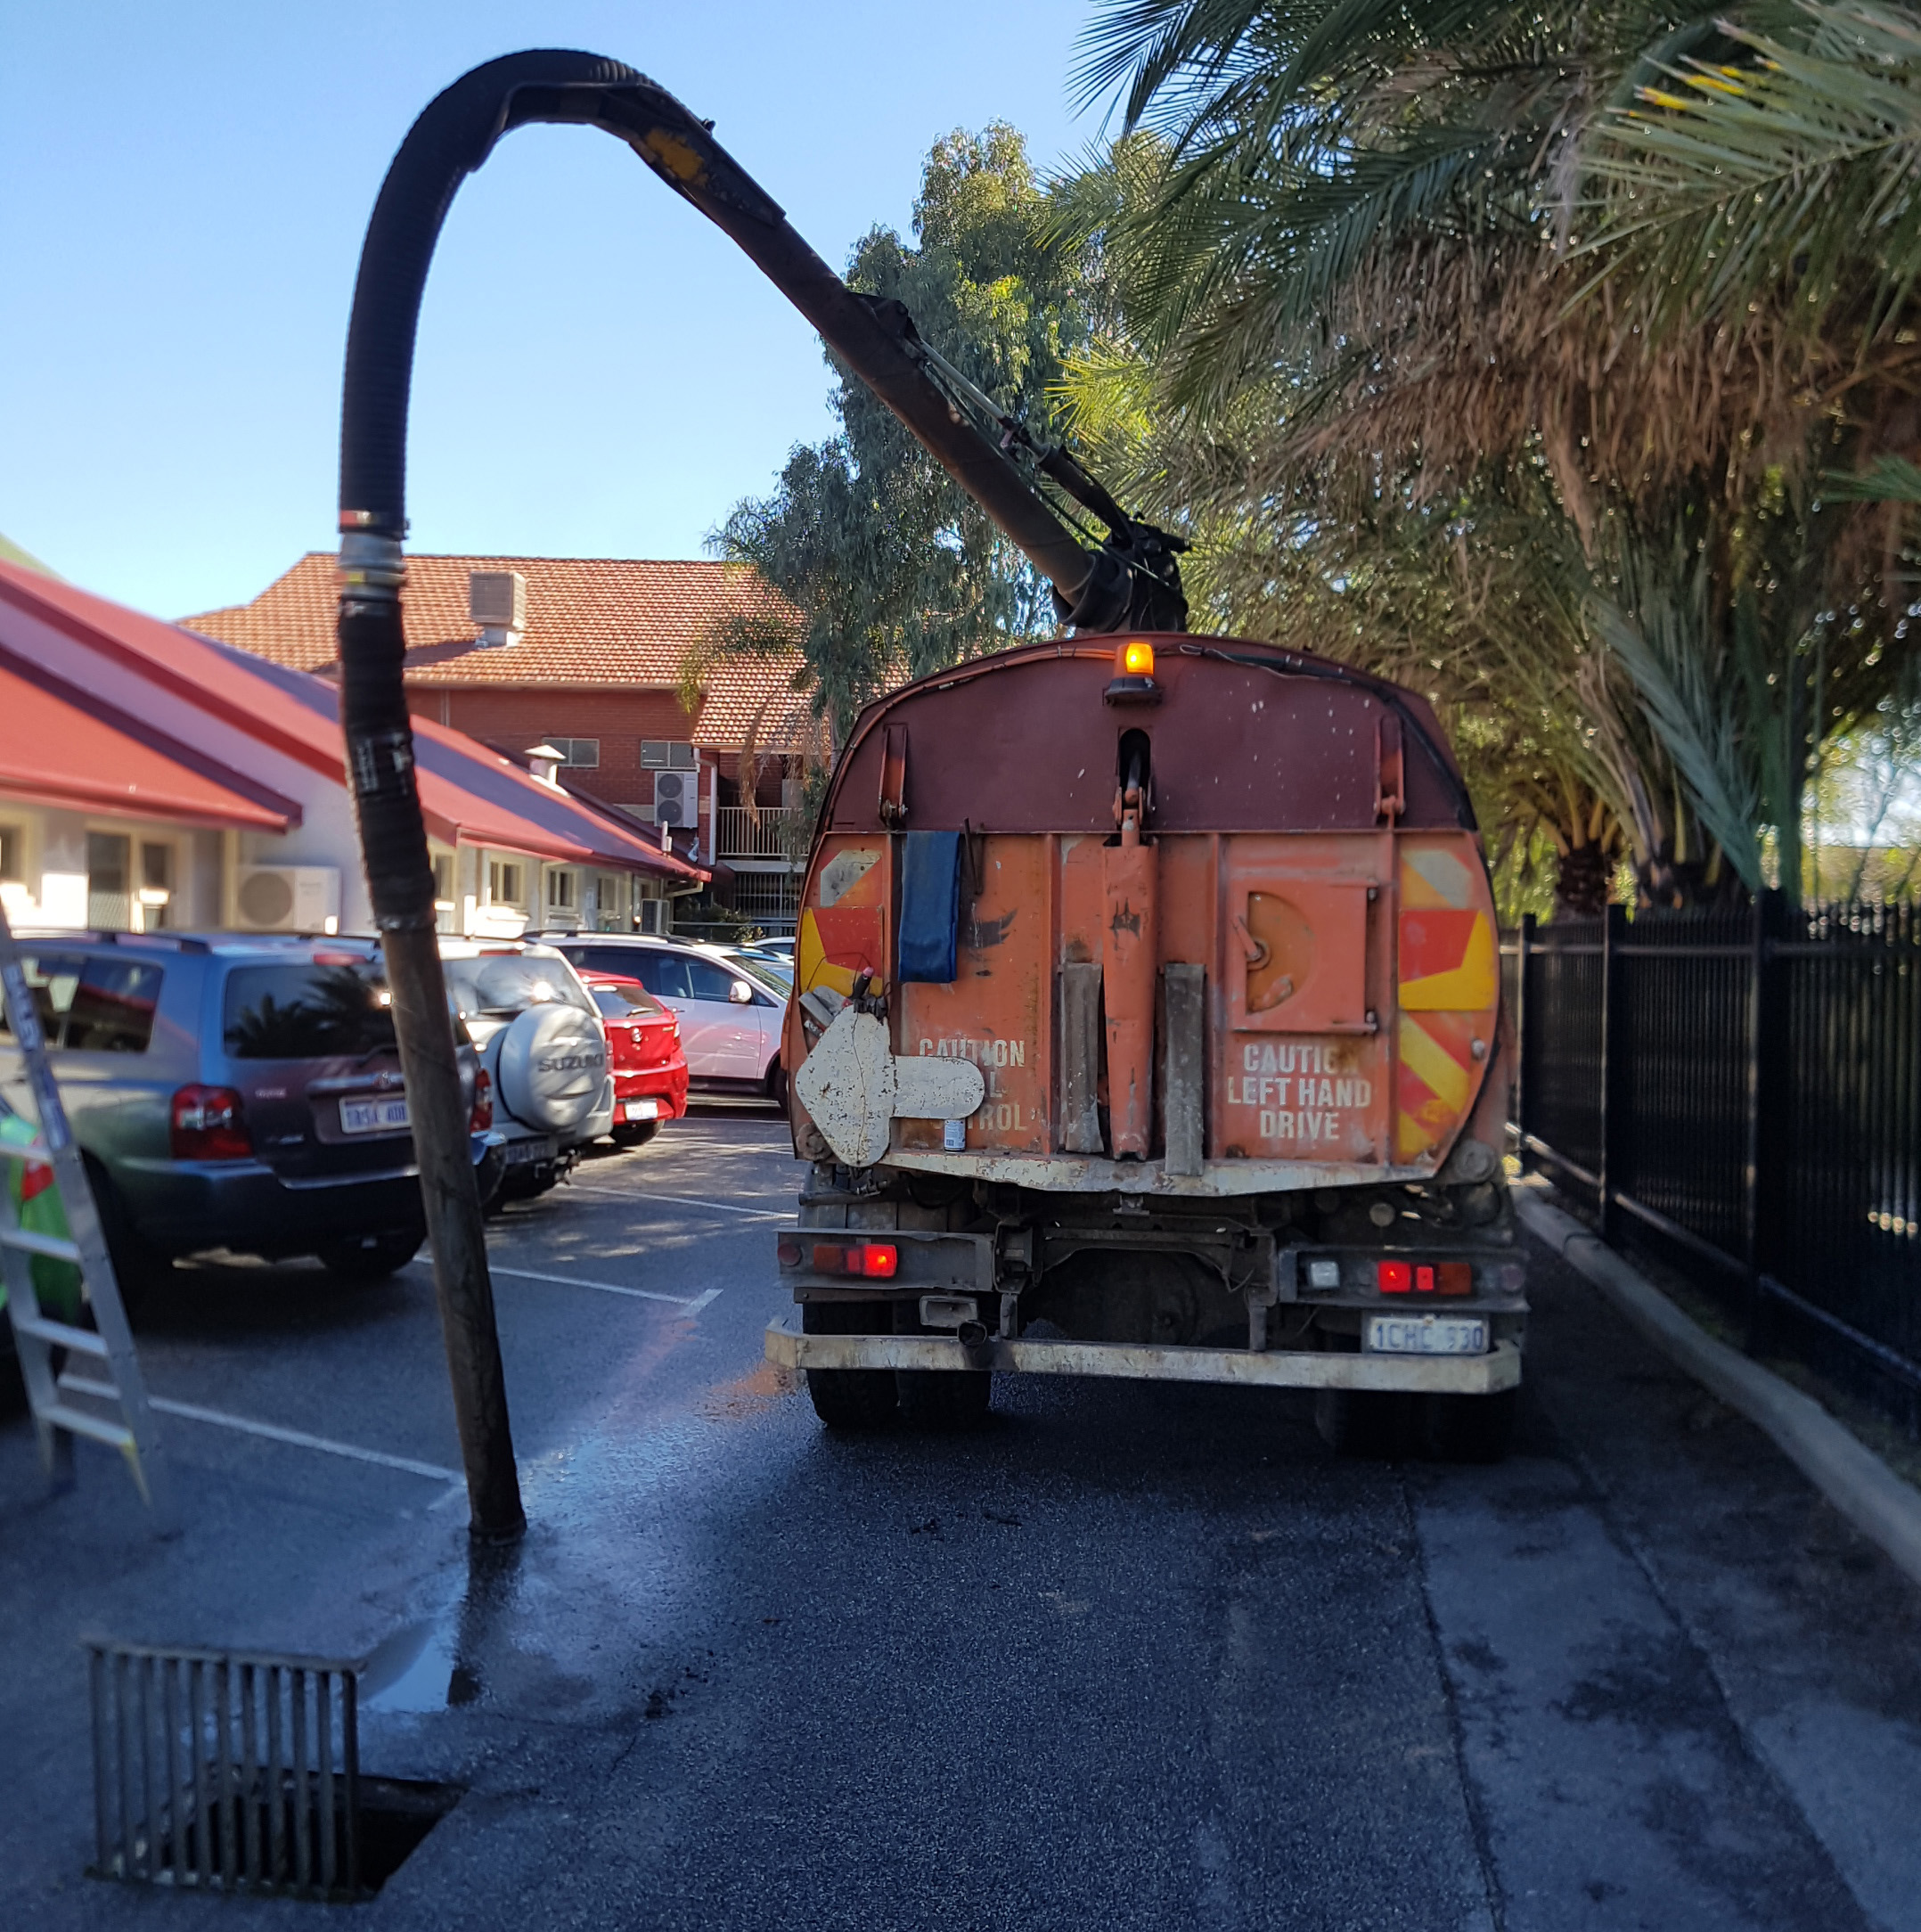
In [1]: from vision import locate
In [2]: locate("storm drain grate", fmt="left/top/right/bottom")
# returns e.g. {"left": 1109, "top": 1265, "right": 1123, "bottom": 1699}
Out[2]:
{"left": 86, "top": 1638, "right": 458, "bottom": 1901}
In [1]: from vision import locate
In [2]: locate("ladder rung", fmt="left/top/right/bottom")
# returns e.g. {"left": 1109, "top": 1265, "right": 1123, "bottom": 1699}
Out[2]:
{"left": 37, "top": 1403, "right": 135, "bottom": 1452}
{"left": 12, "top": 1314, "right": 108, "bottom": 1356}
{"left": 1, "top": 1226, "right": 81, "bottom": 1263}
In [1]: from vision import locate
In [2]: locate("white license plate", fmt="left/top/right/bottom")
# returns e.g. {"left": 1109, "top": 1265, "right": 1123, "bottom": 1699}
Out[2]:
{"left": 339, "top": 1096, "right": 410, "bottom": 1135}
{"left": 1365, "top": 1314, "right": 1488, "bottom": 1355}
{"left": 624, "top": 1098, "right": 659, "bottom": 1121}
{"left": 503, "top": 1137, "right": 556, "bottom": 1167}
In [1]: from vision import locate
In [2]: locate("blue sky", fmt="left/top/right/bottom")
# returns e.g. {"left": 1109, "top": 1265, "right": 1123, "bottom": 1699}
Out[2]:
{"left": 1, "top": 3, "right": 1106, "bottom": 619}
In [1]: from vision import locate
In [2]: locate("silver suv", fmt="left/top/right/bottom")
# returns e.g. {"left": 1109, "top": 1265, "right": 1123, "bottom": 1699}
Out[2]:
{"left": 438, "top": 939, "right": 615, "bottom": 1202}
{"left": 0, "top": 931, "right": 491, "bottom": 1298}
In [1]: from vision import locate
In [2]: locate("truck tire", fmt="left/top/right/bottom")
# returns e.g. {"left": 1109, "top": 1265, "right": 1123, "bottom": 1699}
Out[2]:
{"left": 803, "top": 1300, "right": 895, "bottom": 1431}
{"left": 1426, "top": 1388, "right": 1517, "bottom": 1464}
{"left": 896, "top": 1369, "right": 992, "bottom": 1430}
{"left": 1314, "top": 1388, "right": 1418, "bottom": 1460}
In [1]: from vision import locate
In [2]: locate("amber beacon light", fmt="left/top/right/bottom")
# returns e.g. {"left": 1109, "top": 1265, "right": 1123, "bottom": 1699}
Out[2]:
{"left": 1105, "top": 638, "right": 1162, "bottom": 706}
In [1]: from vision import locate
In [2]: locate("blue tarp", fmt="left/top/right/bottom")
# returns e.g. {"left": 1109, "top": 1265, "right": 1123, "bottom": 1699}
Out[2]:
{"left": 897, "top": 830, "right": 962, "bottom": 983}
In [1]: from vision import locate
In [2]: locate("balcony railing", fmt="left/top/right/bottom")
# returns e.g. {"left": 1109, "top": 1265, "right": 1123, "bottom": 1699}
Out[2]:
{"left": 715, "top": 805, "right": 803, "bottom": 861}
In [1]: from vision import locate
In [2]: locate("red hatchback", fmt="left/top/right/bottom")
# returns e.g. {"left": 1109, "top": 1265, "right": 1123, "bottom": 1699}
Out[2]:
{"left": 582, "top": 973, "right": 689, "bottom": 1147}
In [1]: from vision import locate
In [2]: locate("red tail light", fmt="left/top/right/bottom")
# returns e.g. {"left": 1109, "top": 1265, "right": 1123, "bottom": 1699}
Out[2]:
{"left": 808, "top": 1240, "right": 899, "bottom": 1279}
{"left": 1377, "top": 1257, "right": 1477, "bottom": 1296}
{"left": 170, "top": 1085, "right": 250, "bottom": 1161}
{"left": 1439, "top": 1262, "right": 1473, "bottom": 1297}
{"left": 470, "top": 1068, "right": 494, "bottom": 1134}
{"left": 1377, "top": 1260, "right": 1411, "bottom": 1293}
{"left": 20, "top": 1159, "right": 54, "bottom": 1203}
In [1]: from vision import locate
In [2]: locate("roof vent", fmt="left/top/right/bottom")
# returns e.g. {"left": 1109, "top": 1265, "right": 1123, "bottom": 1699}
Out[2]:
{"left": 470, "top": 570, "right": 526, "bottom": 647}
{"left": 524, "top": 743, "right": 564, "bottom": 788}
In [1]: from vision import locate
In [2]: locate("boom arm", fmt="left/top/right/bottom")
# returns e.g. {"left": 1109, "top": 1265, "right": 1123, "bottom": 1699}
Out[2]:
{"left": 339, "top": 50, "right": 1184, "bottom": 634}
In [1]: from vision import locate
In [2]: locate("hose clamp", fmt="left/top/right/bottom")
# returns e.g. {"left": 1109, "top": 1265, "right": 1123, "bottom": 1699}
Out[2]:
{"left": 338, "top": 531, "right": 407, "bottom": 601}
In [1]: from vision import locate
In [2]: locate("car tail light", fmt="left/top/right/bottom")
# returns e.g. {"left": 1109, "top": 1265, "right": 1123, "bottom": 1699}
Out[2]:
{"left": 1416, "top": 1264, "right": 1435, "bottom": 1294}
{"left": 20, "top": 1159, "right": 54, "bottom": 1203}
{"left": 1377, "top": 1259, "right": 1411, "bottom": 1293}
{"left": 809, "top": 1240, "right": 898, "bottom": 1279}
{"left": 470, "top": 1068, "right": 494, "bottom": 1133}
{"left": 170, "top": 1085, "right": 250, "bottom": 1161}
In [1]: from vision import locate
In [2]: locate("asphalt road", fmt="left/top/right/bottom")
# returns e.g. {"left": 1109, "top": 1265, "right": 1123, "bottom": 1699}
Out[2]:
{"left": 3, "top": 1109, "right": 1919, "bottom": 1931}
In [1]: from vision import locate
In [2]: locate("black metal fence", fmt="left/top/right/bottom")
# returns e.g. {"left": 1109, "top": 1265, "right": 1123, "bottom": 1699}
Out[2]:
{"left": 1507, "top": 896, "right": 1921, "bottom": 1432}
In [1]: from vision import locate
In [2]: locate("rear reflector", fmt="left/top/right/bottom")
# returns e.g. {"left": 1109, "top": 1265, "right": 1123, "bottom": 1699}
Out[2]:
{"left": 1377, "top": 1260, "right": 1411, "bottom": 1293}
{"left": 1439, "top": 1262, "right": 1474, "bottom": 1297}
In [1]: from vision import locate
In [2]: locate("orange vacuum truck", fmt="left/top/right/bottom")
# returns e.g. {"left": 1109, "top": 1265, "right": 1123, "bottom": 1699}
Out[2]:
{"left": 331, "top": 54, "right": 1524, "bottom": 1467}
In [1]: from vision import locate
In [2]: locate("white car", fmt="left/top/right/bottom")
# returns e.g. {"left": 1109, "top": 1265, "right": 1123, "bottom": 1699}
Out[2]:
{"left": 545, "top": 935, "right": 787, "bottom": 1104}
{"left": 438, "top": 939, "right": 616, "bottom": 1200}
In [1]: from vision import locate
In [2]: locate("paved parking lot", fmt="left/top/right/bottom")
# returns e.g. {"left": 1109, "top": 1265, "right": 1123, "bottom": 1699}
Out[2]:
{"left": 4, "top": 1114, "right": 1920, "bottom": 1930}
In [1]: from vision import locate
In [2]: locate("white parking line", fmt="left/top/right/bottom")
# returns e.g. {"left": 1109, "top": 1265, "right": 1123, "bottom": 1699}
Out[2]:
{"left": 485, "top": 1264, "right": 721, "bottom": 1310}
{"left": 564, "top": 1185, "right": 789, "bottom": 1221}
{"left": 58, "top": 1379, "right": 460, "bottom": 1483}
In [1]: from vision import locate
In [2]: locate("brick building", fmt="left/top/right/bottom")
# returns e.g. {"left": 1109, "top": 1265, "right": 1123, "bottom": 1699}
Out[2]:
{"left": 187, "top": 554, "right": 819, "bottom": 932}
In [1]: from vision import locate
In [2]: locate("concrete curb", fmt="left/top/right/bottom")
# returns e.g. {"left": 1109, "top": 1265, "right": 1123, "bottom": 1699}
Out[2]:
{"left": 1515, "top": 1188, "right": 1921, "bottom": 1592}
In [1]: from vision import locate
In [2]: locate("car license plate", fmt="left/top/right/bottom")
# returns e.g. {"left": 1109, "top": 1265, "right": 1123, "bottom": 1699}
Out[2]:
{"left": 503, "top": 1137, "right": 556, "bottom": 1167}
{"left": 339, "top": 1096, "right": 410, "bottom": 1135}
{"left": 624, "top": 1098, "right": 659, "bottom": 1121}
{"left": 1365, "top": 1314, "right": 1488, "bottom": 1355}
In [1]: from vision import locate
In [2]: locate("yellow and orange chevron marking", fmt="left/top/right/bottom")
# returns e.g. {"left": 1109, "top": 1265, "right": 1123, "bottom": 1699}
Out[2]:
{"left": 1394, "top": 843, "right": 1499, "bottom": 1162}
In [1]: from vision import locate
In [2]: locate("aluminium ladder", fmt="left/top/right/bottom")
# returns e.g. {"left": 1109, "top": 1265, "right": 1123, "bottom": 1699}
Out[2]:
{"left": 0, "top": 902, "right": 176, "bottom": 1531}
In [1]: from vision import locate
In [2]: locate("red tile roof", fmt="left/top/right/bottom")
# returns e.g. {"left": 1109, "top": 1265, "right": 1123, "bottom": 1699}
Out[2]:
{"left": 184, "top": 553, "right": 818, "bottom": 750}
{"left": 0, "top": 560, "right": 703, "bottom": 882}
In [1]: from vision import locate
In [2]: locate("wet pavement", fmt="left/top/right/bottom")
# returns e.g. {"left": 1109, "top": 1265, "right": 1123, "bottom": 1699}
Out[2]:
{"left": 3, "top": 1117, "right": 1919, "bottom": 1930}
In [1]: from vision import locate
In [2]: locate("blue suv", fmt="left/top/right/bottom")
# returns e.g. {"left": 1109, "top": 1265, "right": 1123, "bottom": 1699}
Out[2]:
{"left": 0, "top": 931, "right": 492, "bottom": 1303}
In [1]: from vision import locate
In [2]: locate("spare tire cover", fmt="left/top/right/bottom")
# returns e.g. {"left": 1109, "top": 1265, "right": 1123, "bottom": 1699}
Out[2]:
{"left": 496, "top": 1003, "right": 608, "bottom": 1133}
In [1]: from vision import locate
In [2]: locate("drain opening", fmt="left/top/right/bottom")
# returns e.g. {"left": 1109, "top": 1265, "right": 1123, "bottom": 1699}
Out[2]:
{"left": 86, "top": 1639, "right": 462, "bottom": 1901}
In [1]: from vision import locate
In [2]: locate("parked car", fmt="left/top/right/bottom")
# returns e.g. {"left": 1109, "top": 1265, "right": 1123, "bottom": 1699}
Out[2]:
{"left": 438, "top": 939, "right": 615, "bottom": 1200}
{"left": 0, "top": 930, "right": 493, "bottom": 1298}
{"left": 579, "top": 974, "right": 688, "bottom": 1146}
{"left": 540, "top": 934, "right": 787, "bottom": 1104}
{"left": 747, "top": 936, "right": 796, "bottom": 964}
{"left": 723, "top": 947, "right": 792, "bottom": 994}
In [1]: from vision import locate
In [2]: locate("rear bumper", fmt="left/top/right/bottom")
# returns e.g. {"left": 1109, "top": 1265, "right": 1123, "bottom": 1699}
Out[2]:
{"left": 116, "top": 1135, "right": 489, "bottom": 1257}
{"left": 765, "top": 1314, "right": 1522, "bottom": 1395}
{"left": 614, "top": 1060, "right": 689, "bottom": 1118}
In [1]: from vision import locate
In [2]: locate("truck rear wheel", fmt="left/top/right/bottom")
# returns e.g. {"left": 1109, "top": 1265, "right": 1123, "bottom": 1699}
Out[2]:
{"left": 1314, "top": 1388, "right": 1418, "bottom": 1460}
{"left": 1425, "top": 1388, "right": 1517, "bottom": 1464}
{"left": 802, "top": 1301, "right": 896, "bottom": 1431}
{"left": 896, "top": 1369, "right": 991, "bottom": 1430}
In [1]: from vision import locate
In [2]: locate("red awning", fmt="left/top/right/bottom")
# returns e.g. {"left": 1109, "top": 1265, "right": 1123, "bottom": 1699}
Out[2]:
{"left": 0, "top": 643, "right": 297, "bottom": 831}
{"left": 0, "top": 561, "right": 703, "bottom": 882}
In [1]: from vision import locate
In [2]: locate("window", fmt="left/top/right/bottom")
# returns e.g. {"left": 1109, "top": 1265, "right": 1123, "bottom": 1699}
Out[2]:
{"left": 487, "top": 859, "right": 525, "bottom": 907}
{"left": 625, "top": 951, "right": 691, "bottom": 1001}
{"left": 432, "top": 853, "right": 454, "bottom": 904}
{"left": 640, "top": 741, "right": 698, "bottom": 771}
{"left": 545, "top": 737, "right": 599, "bottom": 768}
{"left": 139, "top": 841, "right": 174, "bottom": 930}
{"left": 223, "top": 961, "right": 394, "bottom": 1060}
{"left": 0, "top": 953, "right": 163, "bottom": 1053}
{"left": 86, "top": 831, "right": 131, "bottom": 931}
{"left": 441, "top": 954, "right": 595, "bottom": 1020}
{"left": 684, "top": 956, "right": 740, "bottom": 1003}
{"left": 547, "top": 869, "right": 577, "bottom": 910}
{"left": 0, "top": 825, "right": 22, "bottom": 883}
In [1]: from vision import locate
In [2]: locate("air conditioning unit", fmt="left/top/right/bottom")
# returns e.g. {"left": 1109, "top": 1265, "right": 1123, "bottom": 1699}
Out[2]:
{"left": 651, "top": 768, "right": 696, "bottom": 827}
{"left": 234, "top": 865, "right": 340, "bottom": 934}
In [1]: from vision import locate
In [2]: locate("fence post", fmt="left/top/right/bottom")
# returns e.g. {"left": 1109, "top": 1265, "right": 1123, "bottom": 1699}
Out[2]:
{"left": 1513, "top": 913, "right": 1533, "bottom": 1164}
{"left": 1598, "top": 902, "right": 1626, "bottom": 1240}
{"left": 1742, "top": 888, "right": 1775, "bottom": 1354}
